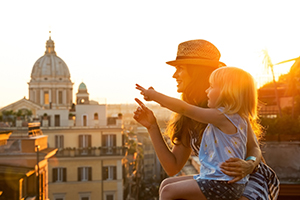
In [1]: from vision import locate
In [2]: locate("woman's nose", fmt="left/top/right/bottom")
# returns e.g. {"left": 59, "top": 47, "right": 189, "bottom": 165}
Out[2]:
{"left": 172, "top": 70, "right": 178, "bottom": 78}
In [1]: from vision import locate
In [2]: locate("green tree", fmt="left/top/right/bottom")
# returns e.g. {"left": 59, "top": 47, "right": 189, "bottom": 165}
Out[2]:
{"left": 2, "top": 110, "right": 15, "bottom": 124}
{"left": 275, "top": 57, "right": 300, "bottom": 118}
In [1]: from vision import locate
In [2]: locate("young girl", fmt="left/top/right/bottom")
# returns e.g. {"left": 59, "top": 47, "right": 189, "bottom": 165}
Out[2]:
{"left": 134, "top": 66, "right": 261, "bottom": 200}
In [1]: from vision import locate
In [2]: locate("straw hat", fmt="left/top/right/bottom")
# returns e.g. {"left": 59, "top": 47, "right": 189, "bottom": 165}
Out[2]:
{"left": 166, "top": 39, "right": 225, "bottom": 67}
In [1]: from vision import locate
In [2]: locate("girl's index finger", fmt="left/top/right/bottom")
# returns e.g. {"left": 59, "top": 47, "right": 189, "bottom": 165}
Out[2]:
{"left": 135, "top": 84, "right": 146, "bottom": 91}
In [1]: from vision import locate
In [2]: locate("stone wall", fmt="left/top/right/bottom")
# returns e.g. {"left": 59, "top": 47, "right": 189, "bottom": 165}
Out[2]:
{"left": 262, "top": 141, "right": 300, "bottom": 181}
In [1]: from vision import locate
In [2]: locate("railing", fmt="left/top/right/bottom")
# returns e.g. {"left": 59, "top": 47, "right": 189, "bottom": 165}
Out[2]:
{"left": 55, "top": 146, "right": 127, "bottom": 157}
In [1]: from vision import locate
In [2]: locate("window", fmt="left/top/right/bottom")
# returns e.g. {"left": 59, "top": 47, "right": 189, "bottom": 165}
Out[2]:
{"left": 83, "top": 115, "right": 87, "bottom": 126}
{"left": 78, "top": 167, "right": 92, "bottom": 181}
{"left": 53, "top": 193, "right": 65, "bottom": 200}
{"left": 79, "top": 135, "right": 91, "bottom": 154}
{"left": 144, "top": 143, "right": 151, "bottom": 150}
{"left": 94, "top": 113, "right": 98, "bottom": 120}
{"left": 55, "top": 115, "right": 60, "bottom": 127}
{"left": 58, "top": 91, "right": 63, "bottom": 104}
{"left": 44, "top": 91, "right": 49, "bottom": 104}
{"left": 103, "top": 166, "right": 116, "bottom": 180}
{"left": 106, "top": 194, "right": 114, "bottom": 200}
{"left": 53, "top": 168, "right": 66, "bottom": 182}
{"left": 102, "top": 134, "right": 116, "bottom": 154}
{"left": 79, "top": 193, "right": 91, "bottom": 200}
{"left": 55, "top": 135, "right": 64, "bottom": 149}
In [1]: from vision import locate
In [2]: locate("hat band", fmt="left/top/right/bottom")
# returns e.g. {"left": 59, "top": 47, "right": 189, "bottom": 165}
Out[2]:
{"left": 176, "top": 56, "right": 218, "bottom": 61}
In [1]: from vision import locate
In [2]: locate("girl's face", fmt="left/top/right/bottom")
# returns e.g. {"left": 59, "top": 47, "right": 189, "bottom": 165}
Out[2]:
{"left": 205, "top": 82, "right": 221, "bottom": 108}
{"left": 172, "top": 65, "right": 192, "bottom": 93}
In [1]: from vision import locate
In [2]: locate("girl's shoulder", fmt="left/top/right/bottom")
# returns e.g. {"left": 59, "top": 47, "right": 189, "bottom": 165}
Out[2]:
{"left": 217, "top": 107, "right": 246, "bottom": 128}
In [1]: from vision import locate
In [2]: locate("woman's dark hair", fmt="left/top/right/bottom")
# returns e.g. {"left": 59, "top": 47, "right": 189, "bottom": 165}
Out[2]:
{"left": 165, "top": 65, "right": 218, "bottom": 147}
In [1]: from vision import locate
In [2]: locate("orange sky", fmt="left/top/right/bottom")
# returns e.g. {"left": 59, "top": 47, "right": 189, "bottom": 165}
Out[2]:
{"left": 1, "top": 1, "right": 300, "bottom": 108}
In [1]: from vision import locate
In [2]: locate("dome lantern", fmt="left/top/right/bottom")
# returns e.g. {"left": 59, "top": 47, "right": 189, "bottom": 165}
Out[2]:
{"left": 45, "top": 31, "right": 56, "bottom": 55}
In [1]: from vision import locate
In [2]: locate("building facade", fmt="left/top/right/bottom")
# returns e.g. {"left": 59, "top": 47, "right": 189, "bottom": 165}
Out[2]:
{"left": 0, "top": 36, "right": 125, "bottom": 200}
{"left": 0, "top": 128, "right": 57, "bottom": 200}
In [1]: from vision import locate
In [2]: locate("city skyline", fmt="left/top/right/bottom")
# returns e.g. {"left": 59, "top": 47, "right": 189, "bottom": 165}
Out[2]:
{"left": 1, "top": 1, "right": 300, "bottom": 108}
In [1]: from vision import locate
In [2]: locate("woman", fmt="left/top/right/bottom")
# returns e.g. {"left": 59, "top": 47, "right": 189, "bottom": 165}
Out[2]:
{"left": 136, "top": 66, "right": 263, "bottom": 200}
{"left": 133, "top": 39, "right": 279, "bottom": 200}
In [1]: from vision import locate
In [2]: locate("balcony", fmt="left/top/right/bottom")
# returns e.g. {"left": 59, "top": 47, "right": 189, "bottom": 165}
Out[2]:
{"left": 55, "top": 146, "right": 127, "bottom": 157}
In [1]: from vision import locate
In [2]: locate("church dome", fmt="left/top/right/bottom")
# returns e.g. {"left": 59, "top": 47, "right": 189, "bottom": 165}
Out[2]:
{"left": 78, "top": 82, "right": 87, "bottom": 90}
{"left": 30, "top": 36, "right": 71, "bottom": 80}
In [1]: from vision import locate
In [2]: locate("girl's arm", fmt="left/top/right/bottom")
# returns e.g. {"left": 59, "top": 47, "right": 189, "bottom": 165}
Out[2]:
{"left": 245, "top": 120, "right": 262, "bottom": 171}
{"left": 220, "top": 120, "right": 262, "bottom": 183}
{"left": 133, "top": 98, "right": 192, "bottom": 176}
{"left": 136, "top": 84, "right": 224, "bottom": 126}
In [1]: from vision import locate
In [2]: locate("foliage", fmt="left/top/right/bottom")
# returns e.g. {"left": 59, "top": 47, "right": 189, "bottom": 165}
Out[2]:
{"left": 16, "top": 110, "right": 22, "bottom": 117}
{"left": 126, "top": 139, "right": 138, "bottom": 154}
{"left": 260, "top": 114, "right": 300, "bottom": 135}
{"left": 1, "top": 110, "right": 15, "bottom": 122}
{"left": 260, "top": 93, "right": 300, "bottom": 135}
{"left": 259, "top": 55, "right": 300, "bottom": 135}
{"left": 1, "top": 109, "right": 33, "bottom": 123}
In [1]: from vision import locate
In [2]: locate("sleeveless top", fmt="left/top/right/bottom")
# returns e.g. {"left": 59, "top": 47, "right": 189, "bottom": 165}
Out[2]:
{"left": 193, "top": 108, "right": 248, "bottom": 184}
{"left": 188, "top": 112, "right": 280, "bottom": 199}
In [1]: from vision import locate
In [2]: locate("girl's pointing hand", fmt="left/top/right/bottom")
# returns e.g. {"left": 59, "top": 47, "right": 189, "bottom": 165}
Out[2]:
{"left": 135, "top": 84, "right": 155, "bottom": 101}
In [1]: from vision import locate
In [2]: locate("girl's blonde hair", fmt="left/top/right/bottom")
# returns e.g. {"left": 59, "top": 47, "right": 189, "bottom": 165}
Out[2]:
{"left": 209, "top": 66, "right": 262, "bottom": 139}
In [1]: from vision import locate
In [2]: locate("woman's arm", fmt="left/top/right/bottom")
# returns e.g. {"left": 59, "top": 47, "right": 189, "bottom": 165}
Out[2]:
{"left": 220, "top": 120, "right": 262, "bottom": 183}
{"left": 133, "top": 98, "right": 191, "bottom": 176}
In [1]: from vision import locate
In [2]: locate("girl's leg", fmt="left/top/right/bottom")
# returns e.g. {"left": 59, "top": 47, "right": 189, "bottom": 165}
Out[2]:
{"left": 160, "top": 178, "right": 206, "bottom": 200}
{"left": 159, "top": 175, "right": 194, "bottom": 195}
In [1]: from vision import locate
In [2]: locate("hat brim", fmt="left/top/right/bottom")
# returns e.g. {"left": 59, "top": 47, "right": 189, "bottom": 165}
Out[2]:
{"left": 166, "top": 58, "right": 224, "bottom": 67}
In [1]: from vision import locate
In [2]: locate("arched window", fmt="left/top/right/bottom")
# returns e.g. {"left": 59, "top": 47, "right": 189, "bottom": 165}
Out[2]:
{"left": 94, "top": 113, "right": 98, "bottom": 120}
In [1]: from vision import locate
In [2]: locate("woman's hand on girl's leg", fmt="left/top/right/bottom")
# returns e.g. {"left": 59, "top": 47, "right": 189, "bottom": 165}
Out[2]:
{"left": 220, "top": 157, "right": 253, "bottom": 183}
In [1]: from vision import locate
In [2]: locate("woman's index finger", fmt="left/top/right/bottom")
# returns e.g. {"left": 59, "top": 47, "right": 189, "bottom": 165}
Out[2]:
{"left": 135, "top": 98, "right": 144, "bottom": 106}
{"left": 135, "top": 98, "right": 149, "bottom": 111}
